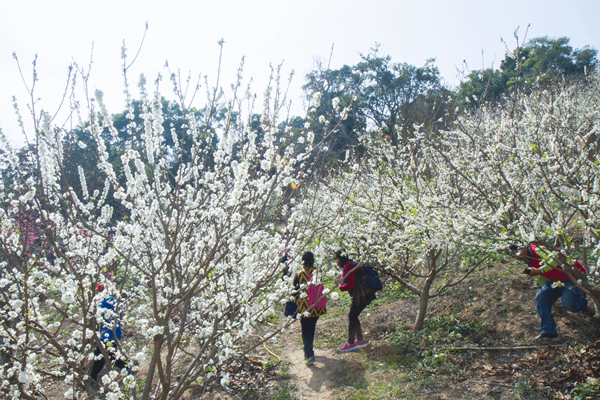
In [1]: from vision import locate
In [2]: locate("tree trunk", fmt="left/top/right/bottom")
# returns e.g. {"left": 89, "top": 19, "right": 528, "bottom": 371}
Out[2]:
{"left": 413, "top": 272, "right": 435, "bottom": 332}
{"left": 583, "top": 285, "right": 600, "bottom": 316}
{"left": 141, "top": 338, "right": 160, "bottom": 400}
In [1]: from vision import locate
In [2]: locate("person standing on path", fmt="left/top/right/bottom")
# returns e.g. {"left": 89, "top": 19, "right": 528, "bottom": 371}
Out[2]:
{"left": 293, "top": 251, "right": 326, "bottom": 365}
{"left": 335, "top": 249, "right": 375, "bottom": 352}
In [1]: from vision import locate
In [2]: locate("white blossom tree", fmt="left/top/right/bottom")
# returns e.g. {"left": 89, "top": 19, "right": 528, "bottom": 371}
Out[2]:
{"left": 0, "top": 45, "right": 336, "bottom": 399}
{"left": 303, "top": 136, "right": 493, "bottom": 332}
{"left": 423, "top": 73, "right": 600, "bottom": 312}
{"left": 304, "top": 72, "right": 600, "bottom": 331}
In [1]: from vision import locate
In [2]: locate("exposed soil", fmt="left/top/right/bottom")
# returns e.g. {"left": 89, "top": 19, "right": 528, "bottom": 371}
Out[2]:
{"left": 197, "top": 263, "right": 600, "bottom": 400}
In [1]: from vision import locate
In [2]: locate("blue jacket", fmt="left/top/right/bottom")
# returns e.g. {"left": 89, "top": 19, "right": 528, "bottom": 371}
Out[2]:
{"left": 99, "top": 295, "right": 122, "bottom": 341}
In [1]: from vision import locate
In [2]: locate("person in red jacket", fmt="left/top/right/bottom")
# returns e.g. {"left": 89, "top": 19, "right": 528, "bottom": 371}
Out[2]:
{"left": 511, "top": 244, "right": 589, "bottom": 339}
{"left": 335, "top": 249, "right": 376, "bottom": 352}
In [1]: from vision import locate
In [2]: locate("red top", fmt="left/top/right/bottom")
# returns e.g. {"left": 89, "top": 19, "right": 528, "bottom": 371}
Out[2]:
{"left": 339, "top": 262, "right": 357, "bottom": 291}
{"left": 528, "top": 244, "right": 586, "bottom": 282}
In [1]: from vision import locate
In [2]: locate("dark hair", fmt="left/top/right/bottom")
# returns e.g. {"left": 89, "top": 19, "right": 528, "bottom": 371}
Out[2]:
{"left": 301, "top": 251, "right": 314, "bottom": 268}
{"left": 506, "top": 244, "right": 528, "bottom": 257}
{"left": 334, "top": 249, "right": 349, "bottom": 265}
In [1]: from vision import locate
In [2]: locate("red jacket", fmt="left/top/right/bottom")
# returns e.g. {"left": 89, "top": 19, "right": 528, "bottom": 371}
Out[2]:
{"left": 339, "top": 263, "right": 357, "bottom": 292}
{"left": 528, "top": 244, "right": 586, "bottom": 282}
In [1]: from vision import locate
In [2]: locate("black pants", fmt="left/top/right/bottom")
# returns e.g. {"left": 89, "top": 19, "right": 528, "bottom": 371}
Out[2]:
{"left": 91, "top": 344, "right": 126, "bottom": 381}
{"left": 348, "top": 301, "right": 368, "bottom": 343}
{"left": 300, "top": 316, "right": 319, "bottom": 359}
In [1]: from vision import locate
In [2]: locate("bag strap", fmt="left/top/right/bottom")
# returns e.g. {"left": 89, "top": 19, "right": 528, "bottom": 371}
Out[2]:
{"left": 305, "top": 267, "right": 319, "bottom": 283}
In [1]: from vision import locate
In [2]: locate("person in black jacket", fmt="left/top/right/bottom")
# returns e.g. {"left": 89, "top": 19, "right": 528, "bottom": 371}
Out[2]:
{"left": 293, "top": 252, "right": 326, "bottom": 365}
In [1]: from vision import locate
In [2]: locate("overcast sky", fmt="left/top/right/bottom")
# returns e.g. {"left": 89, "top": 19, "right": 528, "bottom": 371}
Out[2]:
{"left": 1, "top": 0, "right": 599, "bottom": 146}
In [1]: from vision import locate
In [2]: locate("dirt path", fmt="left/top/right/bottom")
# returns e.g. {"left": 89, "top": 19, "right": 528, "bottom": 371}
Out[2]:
{"left": 283, "top": 345, "right": 339, "bottom": 400}
{"left": 198, "top": 321, "right": 348, "bottom": 400}
{"left": 271, "top": 318, "right": 358, "bottom": 400}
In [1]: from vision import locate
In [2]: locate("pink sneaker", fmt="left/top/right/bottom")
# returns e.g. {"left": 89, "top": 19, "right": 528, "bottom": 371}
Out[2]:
{"left": 354, "top": 340, "right": 368, "bottom": 349}
{"left": 339, "top": 341, "right": 358, "bottom": 352}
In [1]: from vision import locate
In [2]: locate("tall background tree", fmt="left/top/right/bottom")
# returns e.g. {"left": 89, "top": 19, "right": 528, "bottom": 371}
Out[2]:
{"left": 353, "top": 45, "right": 449, "bottom": 146}
{"left": 457, "top": 36, "right": 598, "bottom": 110}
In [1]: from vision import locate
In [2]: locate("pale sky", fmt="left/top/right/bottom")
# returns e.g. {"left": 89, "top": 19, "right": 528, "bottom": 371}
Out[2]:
{"left": 1, "top": 0, "right": 599, "bottom": 146}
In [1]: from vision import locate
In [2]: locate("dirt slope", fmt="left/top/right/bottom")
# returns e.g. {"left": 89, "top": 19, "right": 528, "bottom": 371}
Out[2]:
{"left": 199, "top": 264, "right": 600, "bottom": 400}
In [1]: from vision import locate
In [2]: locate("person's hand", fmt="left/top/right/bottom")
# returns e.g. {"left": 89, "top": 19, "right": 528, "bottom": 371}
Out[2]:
{"left": 529, "top": 268, "right": 543, "bottom": 276}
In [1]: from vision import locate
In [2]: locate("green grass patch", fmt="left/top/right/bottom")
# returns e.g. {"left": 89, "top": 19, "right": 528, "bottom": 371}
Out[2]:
{"left": 570, "top": 381, "right": 600, "bottom": 400}
{"left": 272, "top": 383, "right": 296, "bottom": 400}
{"left": 338, "top": 373, "right": 413, "bottom": 400}
{"left": 514, "top": 377, "right": 551, "bottom": 399}
{"left": 390, "top": 315, "right": 485, "bottom": 383}
{"left": 376, "top": 281, "right": 413, "bottom": 301}
{"left": 261, "top": 311, "right": 283, "bottom": 325}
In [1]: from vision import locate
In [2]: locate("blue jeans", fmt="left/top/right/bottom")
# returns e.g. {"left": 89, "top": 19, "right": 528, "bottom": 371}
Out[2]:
{"left": 536, "top": 280, "right": 588, "bottom": 335}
